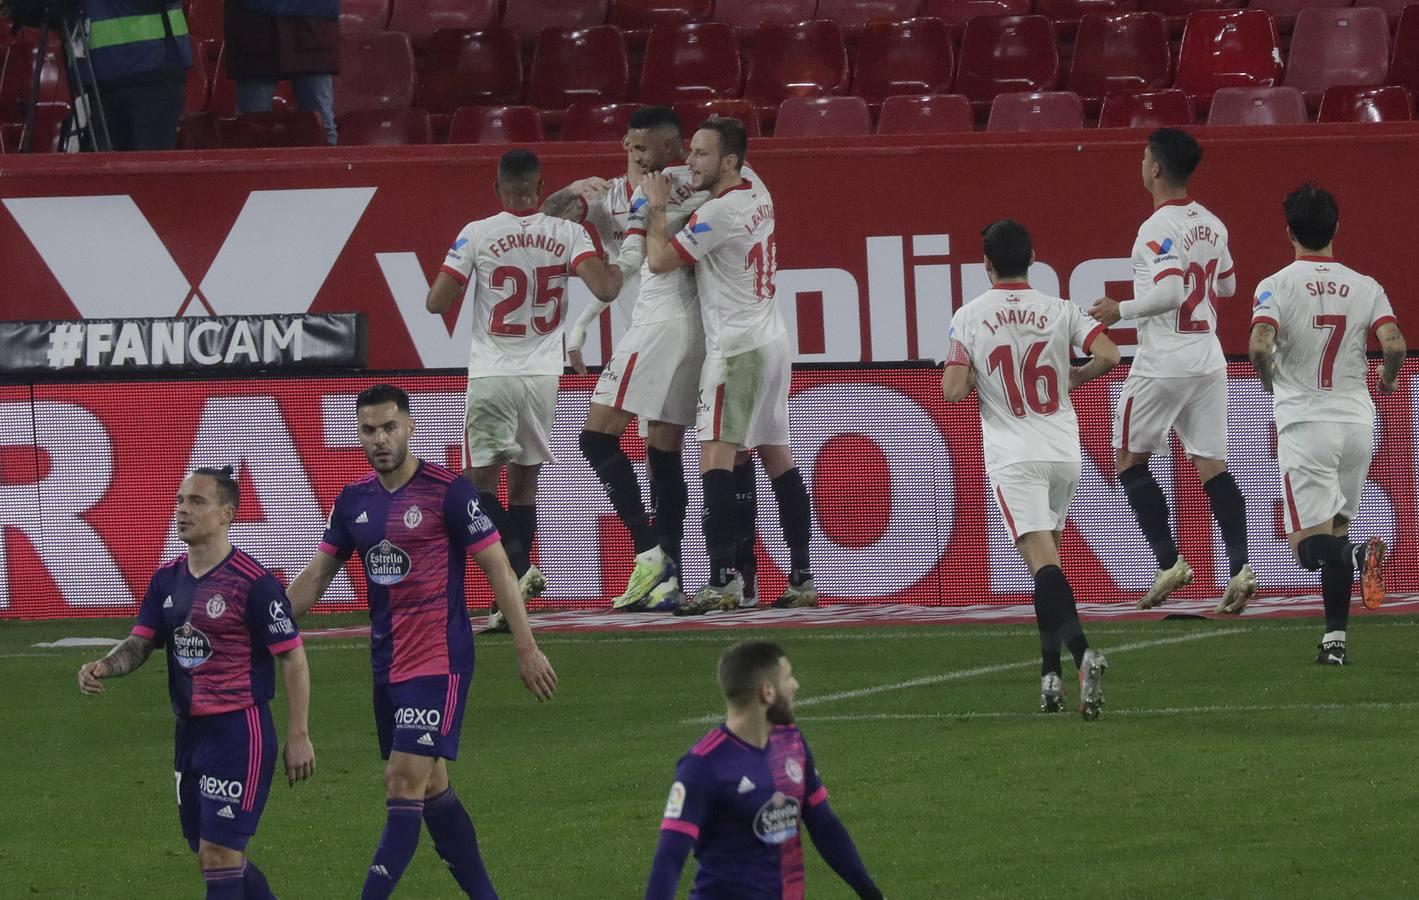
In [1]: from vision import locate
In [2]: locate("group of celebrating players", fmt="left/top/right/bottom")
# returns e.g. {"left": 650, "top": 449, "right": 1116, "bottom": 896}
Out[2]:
{"left": 74, "top": 109, "right": 1404, "bottom": 900}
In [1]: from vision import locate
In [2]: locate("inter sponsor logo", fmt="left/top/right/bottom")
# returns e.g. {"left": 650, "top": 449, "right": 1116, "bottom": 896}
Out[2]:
{"left": 752, "top": 792, "right": 801, "bottom": 845}
{"left": 199, "top": 775, "right": 243, "bottom": 800}
{"left": 268, "top": 619, "right": 295, "bottom": 636}
{"left": 394, "top": 707, "right": 441, "bottom": 730}
{"left": 365, "top": 540, "right": 412, "bottom": 585}
{"left": 173, "top": 623, "right": 213, "bottom": 669}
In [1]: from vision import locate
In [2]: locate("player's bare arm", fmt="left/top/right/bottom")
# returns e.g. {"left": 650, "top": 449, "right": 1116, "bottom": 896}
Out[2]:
{"left": 1070, "top": 332, "right": 1121, "bottom": 390}
{"left": 641, "top": 174, "right": 686, "bottom": 275}
{"left": 940, "top": 362, "right": 976, "bottom": 403}
{"left": 472, "top": 541, "right": 559, "bottom": 701}
{"left": 77, "top": 634, "right": 155, "bottom": 694}
{"left": 425, "top": 271, "right": 464, "bottom": 315}
{"left": 1249, "top": 322, "right": 1279, "bottom": 394}
{"left": 276, "top": 644, "right": 316, "bottom": 785}
{"left": 574, "top": 254, "right": 624, "bottom": 305}
{"left": 1377, "top": 321, "right": 1406, "bottom": 394}
{"left": 286, "top": 550, "right": 342, "bottom": 618}
{"left": 541, "top": 177, "right": 610, "bottom": 220}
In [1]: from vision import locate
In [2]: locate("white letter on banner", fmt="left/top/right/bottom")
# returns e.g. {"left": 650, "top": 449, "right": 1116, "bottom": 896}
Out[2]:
{"left": 376, "top": 252, "right": 473, "bottom": 369}
{"left": 110, "top": 322, "right": 148, "bottom": 367}
{"left": 224, "top": 320, "right": 261, "bottom": 365}
{"left": 866, "top": 236, "right": 907, "bottom": 362}
{"left": 188, "top": 321, "right": 222, "bottom": 364}
{"left": 84, "top": 322, "right": 112, "bottom": 366}
{"left": 0, "top": 402, "right": 41, "bottom": 608}
{"left": 776, "top": 268, "right": 861, "bottom": 363}
{"left": 263, "top": 319, "right": 303, "bottom": 361}
{"left": 151, "top": 320, "right": 185, "bottom": 365}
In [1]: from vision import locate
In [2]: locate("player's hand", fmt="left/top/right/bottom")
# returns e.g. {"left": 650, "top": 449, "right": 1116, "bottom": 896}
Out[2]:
{"left": 1380, "top": 375, "right": 1399, "bottom": 395}
{"left": 1069, "top": 367, "right": 1086, "bottom": 391}
{"left": 571, "top": 177, "right": 611, "bottom": 197}
{"left": 515, "top": 645, "right": 558, "bottom": 702}
{"left": 1088, "top": 298, "right": 1122, "bottom": 325}
{"left": 569, "top": 348, "right": 588, "bottom": 375}
{"left": 567, "top": 317, "right": 590, "bottom": 353}
{"left": 643, "top": 172, "right": 672, "bottom": 208}
{"left": 78, "top": 660, "right": 107, "bottom": 695}
{"left": 284, "top": 734, "right": 316, "bottom": 785}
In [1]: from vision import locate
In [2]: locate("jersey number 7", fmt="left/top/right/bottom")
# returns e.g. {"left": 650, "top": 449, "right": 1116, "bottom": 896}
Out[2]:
{"left": 489, "top": 264, "right": 567, "bottom": 336}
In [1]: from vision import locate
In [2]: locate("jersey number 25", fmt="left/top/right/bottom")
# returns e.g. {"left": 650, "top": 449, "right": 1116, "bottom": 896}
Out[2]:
{"left": 489, "top": 264, "right": 567, "bottom": 336}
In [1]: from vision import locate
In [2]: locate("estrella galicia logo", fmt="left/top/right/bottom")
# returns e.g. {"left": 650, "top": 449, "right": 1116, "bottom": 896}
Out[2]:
{"left": 365, "top": 540, "right": 412, "bottom": 585}
{"left": 1146, "top": 238, "right": 1173, "bottom": 255}
{"left": 173, "top": 622, "right": 213, "bottom": 670}
{"left": 752, "top": 792, "right": 801, "bottom": 845}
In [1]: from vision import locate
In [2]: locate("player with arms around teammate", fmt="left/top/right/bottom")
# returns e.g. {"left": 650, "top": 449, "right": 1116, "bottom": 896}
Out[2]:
{"left": 642, "top": 117, "right": 817, "bottom": 615}
{"left": 427, "top": 149, "right": 624, "bottom": 630}
{"left": 78, "top": 467, "right": 314, "bottom": 899}
{"left": 646, "top": 641, "right": 883, "bottom": 899}
{"left": 1089, "top": 128, "right": 1256, "bottom": 614}
{"left": 287, "top": 385, "right": 558, "bottom": 899}
{"left": 944, "top": 221, "right": 1120, "bottom": 717}
{"left": 1249, "top": 184, "right": 1404, "bottom": 665}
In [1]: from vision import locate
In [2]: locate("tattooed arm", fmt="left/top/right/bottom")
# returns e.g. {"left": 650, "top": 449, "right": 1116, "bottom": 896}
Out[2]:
{"left": 541, "top": 177, "right": 610, "bottom": 220}
{"left": 78, "top": 635, "right": 156, "bottom": 694}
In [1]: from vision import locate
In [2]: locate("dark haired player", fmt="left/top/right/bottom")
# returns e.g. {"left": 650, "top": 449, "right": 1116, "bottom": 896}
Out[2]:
{"left": 1250, "top": 183, "right": 1405, "bottom": 664}
{"left": 642, "top": 117, "right": 817, "bottom": 615}
{"left": 1089, "top": 128, "right": 1256, "bottom": 614}
{"left": 427, "top": 149, "right": 624, "bottom": 630}
{"left": 287, "top": 384, "right": 557, "bottom": 899}
{"left": 78, "top": 466, "right": 314, "bottom": 899}
{"left": 646, "top": 641, "right": 883, "bottom": 899}
{"left": 944, "top": 220, "right": 1119, "bottom": 717}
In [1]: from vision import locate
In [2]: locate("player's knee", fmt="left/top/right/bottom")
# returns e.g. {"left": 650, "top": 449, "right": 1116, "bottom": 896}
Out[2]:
{"left": 579, "top": 429, "right": 620, "bottom": 467}
{"left": 197, "top": 841, "right": 243, "bottom": 871}
{"left": 383, "top": 761, "right": 428, "bottom": 799}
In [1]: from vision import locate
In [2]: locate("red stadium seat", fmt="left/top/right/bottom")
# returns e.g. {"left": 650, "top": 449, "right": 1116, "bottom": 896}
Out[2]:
{"left": 333, "top": 32, "right": 416, "bottom": 117}
{"left": 1369, "top": 0, "right": 1419, "bottom": 30}
{"left": 744, "top": 20, "right": 851, "bottom": 112}
{"left": 1035, "top": 0, "right": 1140, "bottom": 40}
{"left": 1173, "top": 10, "right": 1283, "bottom": 111}
{"left": 1206, "top": 84, "right": 1307, "bottom": 122}
{"left": 986, "top": 90, "right": 1085, "bottom": 128}
{"left": 177, "top": 112, "right": 220, "bottom": 149}
{"left": 1098, "top": 87, "right": 1195, "bottom": 125}
{"left": 527, "top": 26, "right": 630, "bottom": 111}
{"left": 0, "top": 39, "right": 69, "bottom": 125}
{"left": 417, "top": 29, "right": 524, "bottom": 112}
{"left": 388, "top": 0, "right": 499, "bottom": 53}
{"left": 672, "top": 98, "right": 764, "bottom": 134}
{"left": 638, "top": 22, "right": 742, "bottom": 104}
{"left": 218, "top": 111, "right": 327, "bottom": 148}
{"left": 815, "top": 0, "right": 927, "bottom": 39}
{"left": 1284, "top": 7, "right": 1390, "bottom": 107}
{"left": 774, "top": 95, "right": 872, "bottom": 135}
{"left": 4, "top": 101, "right": 70, "bottom": 152}
{"left": 1316, "top": 83, "right": 1414, "bottom": 120}
{"left": 1246, "top": 0, "right": 1351, "bottom": 36}
{"left": 712, "top": 0, "right": 818, "bottom": 41}
{"left": 341, "top": 0, "right": 392, "bottom": 33}
{"left": 954, "top": 15, "right": 1061, "bottom": 115}
{"left": 502, "top": 0, "right": 611, "bottom": 51}
{"left": 609, "top": 0, "right": 715, "bottom": 31}
{"left": 337, "top": 108, "right": 433, "bottom": 144}
{"left": 1068, "top": 13, "right": 1171, "bottom": 112}
{"left": 875, "top": 92, "right": 976, "bottom": 131}
{"left": 1391, "top": 8, "right": 1419, "bottom": 95}
{"left": 1138, "top": 0, "right": 1244, "bottom": 36}
{"left": 921, "top": 0, "right": 1035, "bottom": 42}
{"left": 447, "top": 104, "right": 546, "bottom": 143}
{"left": 210, "top": 42, "right": 296, "bottom": 117}
{"left": 560, "top": 101, "right": 639, "bottom": 140}
{"left": 184, "top": 45, "right": 210, "bottom": 114}
{"left": 185, "top": 0, "right": 223, "bottom": 43}
{"left": 852, "top": 18, "right": 956, "bottom": 104}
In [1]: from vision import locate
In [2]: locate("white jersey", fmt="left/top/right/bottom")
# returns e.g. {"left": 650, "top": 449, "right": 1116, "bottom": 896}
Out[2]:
{"left": 578, "top": 175, "right": 639, "bottom": 326}
{"left": 442, "top": 210, "right": 601, "bottom": 378}
{"left": 671, "top": 175, "right": 785, "bottom": 357}
{"left": 948, "top": 284, "right": 1106, "bottom": 474}
{"left": 1123, "top": 199, "right": 1234, "bottom": 378}
{"left": 1252, "top": 256, "right": 1396, "bottom": 432}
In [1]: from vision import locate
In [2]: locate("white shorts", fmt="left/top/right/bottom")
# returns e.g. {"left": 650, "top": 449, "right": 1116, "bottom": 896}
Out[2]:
{"left": 1113, "top": 370, "right": 1228, "bottom": 460}
{"left": 1278, "top": 420, "right": 1373, "bottom": 532}
{"left": 990, "top": 460, "right": 1080, "bottom": 540}
{"left": 590, "top": 315, "right": 705, "bottom": 427}
{"left": 695, "top": 336, "right": 792, "bottom": 449}
{"left": 463, "top": 375, "right": 559, "bottom": 468}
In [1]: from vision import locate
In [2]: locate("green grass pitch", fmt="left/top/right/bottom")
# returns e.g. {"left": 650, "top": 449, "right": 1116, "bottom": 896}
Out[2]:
{"left": 4, "top": 614, "right": 1417, "bottom": 898}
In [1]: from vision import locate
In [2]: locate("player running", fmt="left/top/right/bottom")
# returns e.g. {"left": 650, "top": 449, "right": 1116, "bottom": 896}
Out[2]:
{"left": 287, "top": 384, "right": 557, "bottom": 899}
{"left": 426, "top": 148, "right": 623, "bottom": 631}
{"left": 645, "top": 640, "right": 883, "bottom": 899}
{"left": 642, "top": 117, "right": 816, "bottom": 615}
{"left": 1089, "top": 128, "right": 1256, "bottom": 614}
{"left": 78, "top": 466, "right": 314, "bottom": 900}
{"left": 1249, "top": 184, "right": 1404, "bottom": 665}
{"left": 944, "top": 220, "right": 1119, "bottom": 718}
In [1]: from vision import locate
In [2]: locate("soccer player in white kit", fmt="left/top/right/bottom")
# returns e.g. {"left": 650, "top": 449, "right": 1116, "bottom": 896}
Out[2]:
{"left": 641, "top": 117, "right": 816, "bottom": 615}
{"left": 1089, "top": 128, "right": 1256, "bottom": 614}
{"left": 425, "top": 149, "right": 623, "bottom": 629}
{"left": 1249, "top": 184, "right": 1404, "bottom": 665}
{"left": 944, "top": 220, "right": 1120, "bottom": 718}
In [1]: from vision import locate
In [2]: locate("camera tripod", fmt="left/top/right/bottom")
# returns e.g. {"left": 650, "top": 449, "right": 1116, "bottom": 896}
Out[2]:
{"left": 19, "top": 6, "right": 112, "bottom": 152}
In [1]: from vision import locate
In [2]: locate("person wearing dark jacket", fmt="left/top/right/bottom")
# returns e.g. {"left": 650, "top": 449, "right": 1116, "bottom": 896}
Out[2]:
{"left": 86, "top": 0, "right": 191, "bottom": 150}
{"left": 224, "top": 0, "right": 339, "bottom": 144}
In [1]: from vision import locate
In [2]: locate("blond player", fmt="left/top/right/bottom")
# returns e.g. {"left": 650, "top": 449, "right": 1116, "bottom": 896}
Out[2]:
{"left": 1249, "top": 184, "right": 1404, "bottom": 665}
{"left": 426, "top": 149, "right": 623, "bottom": 629}
{"left": 641, "top": 117, "right": 814, "bottom": 615}
{"left": 1089, "top": 128, "right": 1256, "bottom": 614}
{"left": 944, "top": 220, "right": 1119, "bottom": 718}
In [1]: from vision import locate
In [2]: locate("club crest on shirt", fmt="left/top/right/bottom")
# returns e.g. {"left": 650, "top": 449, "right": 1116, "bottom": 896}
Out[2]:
{"left": 365, "top": 540, "right": 412, "bottom": 585}
{"left": 784, "top": 758, "right": 803, "bottom": 784}
{"left": 173, "top": 622, "right": 213, "bottom": 669}
{"left": 403, "top": 506, "right": 423, "bottom": 529}
{"left": 205, "top": 595, "right": 226, "bottom": 619}
{"left": 753, "top": 792, "right": 801, "bottom": 845}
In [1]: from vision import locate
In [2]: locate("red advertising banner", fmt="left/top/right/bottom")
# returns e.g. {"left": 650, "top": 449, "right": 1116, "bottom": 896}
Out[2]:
{"left": 2, "top": 126, "right": 1417, "bottom": 369}
{"left": 0, "top": 364, "right": 1413, "bottom": 619}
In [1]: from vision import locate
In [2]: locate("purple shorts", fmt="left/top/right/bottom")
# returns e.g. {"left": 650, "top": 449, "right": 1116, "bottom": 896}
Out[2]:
{"left": 374, "top": 673, "right": 470, "bottom": 760}
{"left": 175, "top": 704, "right": 276, "bottom": 852}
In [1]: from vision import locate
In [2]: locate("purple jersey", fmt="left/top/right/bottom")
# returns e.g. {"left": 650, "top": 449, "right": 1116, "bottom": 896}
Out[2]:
{"left": 320, "top": 461, "right": 500, "bottom": 684}
{"left": 131, "top": 548, "right": 302, "bottom": 718}
{"left": 660, "top": 724, "right": 829, "bottom": 900}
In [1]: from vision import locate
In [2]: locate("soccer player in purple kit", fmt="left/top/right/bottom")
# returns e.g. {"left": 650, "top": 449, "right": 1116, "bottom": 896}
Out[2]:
{"left": 77, "top": 466, "right": 315, "bottom": 900}
{"left": 287, "top": 383, "right": 557, "bottom": 900}
{"left": 646, "top": 641, "right": 883, "bottom": 900}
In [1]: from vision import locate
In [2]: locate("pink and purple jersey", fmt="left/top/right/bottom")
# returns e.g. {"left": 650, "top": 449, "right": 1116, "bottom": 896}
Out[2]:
{"left": 131, "top": 548, "right": 302, "bottom": 718}
{"left": 320, "top": 461, "right": 500, "bottom": 684}
{"left": 659, "top": 724, "right": 828, "bottom": 900}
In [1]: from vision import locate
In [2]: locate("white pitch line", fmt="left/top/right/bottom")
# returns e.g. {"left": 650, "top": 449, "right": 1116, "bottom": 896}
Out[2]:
{"left": 798, "top": 700, "right": 1419, "bottom": 723}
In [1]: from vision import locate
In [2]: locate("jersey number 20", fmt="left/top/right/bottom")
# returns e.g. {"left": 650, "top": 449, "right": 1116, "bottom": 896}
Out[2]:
{"left": 1177, "top": 260, "right": 1217, "bottom": 333}
{"left": 489, "top": 265, "right": 567, "bottom": 336}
